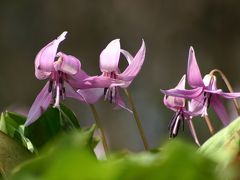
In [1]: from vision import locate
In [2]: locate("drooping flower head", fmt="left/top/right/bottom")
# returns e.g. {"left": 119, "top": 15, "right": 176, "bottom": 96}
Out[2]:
{"left": 26, "top": 32, "right": 101, "bottom": 126}
{"left": 84, "top": 39, "right": 146, "bottom": 110}
{"left": 162, "top": 47, "right": 240, "bottom": 125}
{"left": 163, "top": 75, "right": 200, "bottom": 145}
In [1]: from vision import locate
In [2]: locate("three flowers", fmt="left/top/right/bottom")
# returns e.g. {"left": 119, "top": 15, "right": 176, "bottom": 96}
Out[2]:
{"left": 25, "top": 31, "right": 240, "bottom": 147}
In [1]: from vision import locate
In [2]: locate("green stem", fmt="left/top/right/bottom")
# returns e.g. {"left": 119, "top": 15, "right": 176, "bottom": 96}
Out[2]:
{"left": 124, "top": 88, "right": 150, "bottom": 150}
{"left": 89, "top": 104, "right": 109, "bottom": 155}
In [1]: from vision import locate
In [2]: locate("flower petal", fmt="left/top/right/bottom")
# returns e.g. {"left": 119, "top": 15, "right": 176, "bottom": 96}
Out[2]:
{"left": 188, "top": 98, "right": 205, "bottom": 116}
{"left": 120, "top": 49, "right": 133, "bottom": 64}
{"left": 218, "top": 91, "right": 240, "bottom": 99}
{"left": 113, "top": 88, "right": 132, "bottom": 112}
{"left": 204, "top": 89, "right": 240, "bottom": 98}
{"left": 64, "top": 83, "right": 85, "bottom": 102}
{"left": 163, "top": 95, "right": 178, "bottom": 111}
{"left": 25, "top": 82, "right": 52, "bottom": 126}
{"left": 163, "top": 75, "right": 187, "bottom": 110}
{"left": 100, "top": 39, "right": 120, "bottom": 72}
{"left": 77, "top": 88, "right": 103, "bottom": 104}
{"left": 203, "top": 74, "right": 217, "bottom": 90}
{"left": 69, "top": 72, "right": 122, "bottom": 90}
{"left": 176, "top": 75, "right": 186, "bottom": 90}
{"left": 64, "top": 83, "right": 103, "bottom": 104}
{"left": 210, "top": 94, "right": 230, "bottom": 125}
{"left": 117, "top": 39, "right": 146, "bottom": 83}
{"left": 66, "top": 69, "right": 93, "bottom": 89}
{"left": 54, "top": 52, "right": 81, "bottom": 75}
{"left": 35, "top": 31, "right": 67, "bottom": 79}
{"left": 187, "top": 47, "right": 204, "bottom": 88}
{"left": 161, "top": 87, "right": 203, "bottom": 99}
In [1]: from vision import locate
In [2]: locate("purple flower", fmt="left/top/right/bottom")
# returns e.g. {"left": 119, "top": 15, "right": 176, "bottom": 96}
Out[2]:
{"left": 25, "top": 32, "right": 102, "bottom": 126}
{"left": 162, "top": 47, "right": 240, "bottom": 125}
{"left": 83, "top": 39, "right": 146, "bottom": 110}
{"left": 163, "top": 75, "right": 200, "bottom": 145}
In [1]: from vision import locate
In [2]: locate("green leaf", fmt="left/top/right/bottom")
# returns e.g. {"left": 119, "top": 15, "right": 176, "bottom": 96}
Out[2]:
{"left": 199, "top": 117, "right": 240, "bottom": 166}
{"left": 0, "top": 131, "right": 31, "bottom": 176}
{"left": 116, "top": 140, "right": 218, "bottom": 180}
{"left": 59, "top": 104, "right": 80, "bottom": 128}
{"left": 0, "top": 112, "right": 34, "bottom": 152}
{"left": 10, "top": 136, "right": 218, "bottom": 180}
{"left": 26, "top": 104, "right": 81, "bottom": 149}
{"left": 10, "top": 125, "right": 100, "bottom": 179}
{"left": 199, "top": 117, "right": 240, "bottom": 179}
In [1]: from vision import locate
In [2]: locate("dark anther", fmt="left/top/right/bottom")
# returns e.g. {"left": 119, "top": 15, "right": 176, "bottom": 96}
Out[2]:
{"left": 52, "top": 89, "right": 56, "bottom": 99}
{"left": 168, "top": 110, "right": 184, "bottom": 138}
{"left": 168, "top": 111, "right": 179, "bottom": 130}
{"left": 62, "top": 87, "right": 66, "bottom": 94}
{"left": 104, "top": 88, "right": 108, "bottom": 95}
{"left": 203, "top": 92, "right": 207, "bottom": 105}
{"left": 59, "top": 76, "right": 63, "bottom": 85}
{"left": 110, "top": 90, "right": 113, "bottom": 103}
{"left": 48, "top": 80, "right": 53, "bottom": 92}
{"left": 181, "top": 113, "right": 185, "bottom": 131}
{"left": 207, "top": 93, "right": 212, "bottom": 108}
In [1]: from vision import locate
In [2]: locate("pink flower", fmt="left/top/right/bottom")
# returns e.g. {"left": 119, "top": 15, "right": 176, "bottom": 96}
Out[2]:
{"left": 162, "top": 47, "right": 240, "bottom": 125}
{"left": 83, "top": 39, "right": 146, "bottom": 110}
{"left": 26, "top": 32, "right": 102, "bottom": 126}
{"left": 163, "top": 75, "right": 200, "bottom": 145}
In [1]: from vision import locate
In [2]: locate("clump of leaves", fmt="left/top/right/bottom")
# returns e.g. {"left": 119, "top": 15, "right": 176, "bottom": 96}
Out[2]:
{"left": 9, "top": 126, "right": 219, "bottom": 180}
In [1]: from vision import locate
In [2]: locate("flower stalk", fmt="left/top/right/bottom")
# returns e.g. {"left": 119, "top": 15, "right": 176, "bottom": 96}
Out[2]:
{"left": 89, "top": 104, "right": 109, "bottom": 156}
{"left": 204, "top": 115, "right": 215, "bottom": 135}
{"left": 124, "top": 88, "right": 150, "bottom": 150}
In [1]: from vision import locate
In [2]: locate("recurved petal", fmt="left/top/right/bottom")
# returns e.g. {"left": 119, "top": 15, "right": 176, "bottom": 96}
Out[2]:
{"left": 175, "top": 75, "right": 186, "bottom": 90}
{"left": 120, "top": 49, "right": 133, "bottom": 64}
{"left": 100, "top": 39, "right": 120, "bottom": 72}
{"left": 25, "top": 82, "right": 52, "bottom": 126}
{"left": 117, "top": 39, "right": 146, "bottom": 83}
{"left": 35, "top": 31, "right": 67, "bottom": 79}
{"left": 187, "top": 47, "right": 204, "bottom": 88}
{"left": 161, "top": 87, "right": 203, "bottom": 99}
{"left": 210, "top": 94, "right": 230, "bottom": 126}
{"left": 54, "top": 52, "right": 81, "bottom": 75}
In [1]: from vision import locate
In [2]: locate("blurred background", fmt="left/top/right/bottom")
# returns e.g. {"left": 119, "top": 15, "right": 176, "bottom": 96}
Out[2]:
{"left": 1, "top": 0, "right": 240, "bottom": 151}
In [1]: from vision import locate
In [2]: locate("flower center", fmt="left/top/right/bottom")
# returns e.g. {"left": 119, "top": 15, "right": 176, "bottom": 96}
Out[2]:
{"left": 203, "top": 92, "right": 212, "bottom": 108}
{"left": 103, "top": 71, "right": 117, "bottom": 103}
{"left": 48, "top": 71, "right": 66, "bottom": 107}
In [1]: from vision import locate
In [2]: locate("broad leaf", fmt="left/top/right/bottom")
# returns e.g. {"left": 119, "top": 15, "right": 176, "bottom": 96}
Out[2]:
{"left": 26, "top": 104, "right": 81, "bottom": 149}
{"left": 0, "top": 131, "right": 31, "bottom": 176}
{"left": 0, "top": 112, "right": 34, "bottom": 152}
{"left": 199, "top": 117, "right": 240, "bottom": 166}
